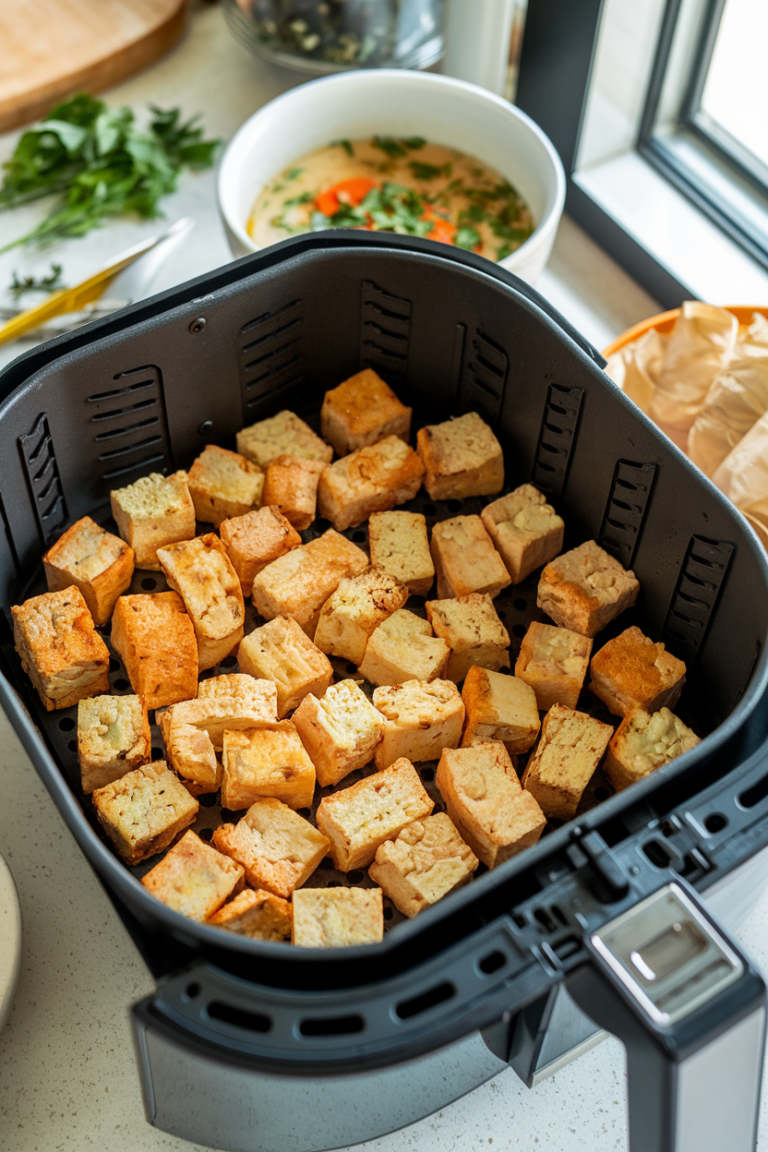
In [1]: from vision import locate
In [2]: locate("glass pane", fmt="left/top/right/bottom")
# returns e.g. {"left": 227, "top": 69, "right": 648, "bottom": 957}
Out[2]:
{"left": 701, "top": 0, "right": 768, "bottom": 170}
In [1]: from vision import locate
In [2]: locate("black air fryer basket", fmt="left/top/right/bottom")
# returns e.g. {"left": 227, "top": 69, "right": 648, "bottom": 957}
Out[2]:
{"left": 3, "top": 233, "right": 768, "bottom": 1152}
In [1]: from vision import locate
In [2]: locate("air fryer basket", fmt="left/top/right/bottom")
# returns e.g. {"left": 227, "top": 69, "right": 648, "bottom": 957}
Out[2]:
{"left": 2, "top": 233, "right": 768, "bottom": 1152}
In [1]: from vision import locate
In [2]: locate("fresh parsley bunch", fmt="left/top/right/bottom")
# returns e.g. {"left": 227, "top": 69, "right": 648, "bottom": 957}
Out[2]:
{"left": 0, "top": 94, "right": 220, "bottom": 252}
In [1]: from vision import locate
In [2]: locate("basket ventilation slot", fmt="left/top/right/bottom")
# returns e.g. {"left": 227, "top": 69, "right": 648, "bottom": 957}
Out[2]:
{"left": 86, "top": 368, "right": 171, "bottom": 485}
{"left": 531, "top": 384, "right": 584, "bottom": 503}
{"left": 598, "top": 460, "right": 657, "bottom": 569}
{"left": 360, "top": 280, "right": 411, "bottom": 381}
{"left": 238, "top": 299, "right": 305, "bottom": 413}
{"left": 18, "top": 413, "right": 68, "bottom": 545}
{"left": 457, "top": 328, "right": 509, "bottom": 423}
{"left": 661, "top": 535, "right": 734, "bottom": 663}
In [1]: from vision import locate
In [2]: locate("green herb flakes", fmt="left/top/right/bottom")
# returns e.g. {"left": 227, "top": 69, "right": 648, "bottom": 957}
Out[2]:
{"left": 9, "top": 263, "right": 65, "bottom": 299}
{"left": 408, "top": 161, "right": 452, "bottom": 181}
{"left": 372, "top": 136, "right": 408, "bottom": 159}
{"left": 331, "top": 139, "right": 354, "bottom": 157}
{"left": 455, "top": 226, "right": 481, "bottom": 250}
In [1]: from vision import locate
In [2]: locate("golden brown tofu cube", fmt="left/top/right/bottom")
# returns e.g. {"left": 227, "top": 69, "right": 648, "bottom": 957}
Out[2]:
{"left": 213, "top": 798, "right": 329, "bottom": 898}
{"left": 367, "top": 510, "right": 434, "bottom": 596}
{"left": 77, "top": 693, "right": 151, "bottom": 794}
{"left": 111, "top": 592, "right": 198, "bottom": 710}
{"left": 207, "top": 888, "right": 292, "bottom": 940}
{"left": 425, "top": 593, "right": 510, "bottom": 682}
{"left": 157, "top": 534, "right": 245, "bottom": 671}
{"left": 314, "top": 565, "right": 409, "bottom": 665}
{"left": 316, "top": 757, "right": 434, "bottom": 870}
{"left": 481, "top": 484, "right": 564, "bottom": 584}
{"left": 537, "top": 541, "right": 640, "bottom": 638}
{"left": 164, "top": 722, "right": 221, "bottom": 795}
{"left": 221, "top": 721, "right": 316, "bottom": 811}
{"left": 238, "top": 616, "right": 332, "bottom": 718}
{"left": 141, "top": 830, "right": 244, "bottom": 921}
{"left": 604, "top": 707, "right": 700, "bottom": 792}
{"left": 187, "top": 444, "right": 264, "bottom": 527}
{"left": 317, "top": 436, "right": 424, "bottom": 532}
{"left": 110, "top": 471, "right": 195, "bottom": 571}
{"left": 321, "top": 368, "right": 412, "bottom": 457}
{"left": 416, "top": 411, "right": 504, "bottom": 501}
{"left": 436, "top": 742, "right": 546, "bottom": 868}
{"left": 514, "top": 622, "right": 593, "bottom": 711}
{"left": 12, "top": 587, "right": 110, "bottom": 712}
{"left": 43, "top": 516, "right": 134, "bottom": 626}
{"left": 372, "top": 679, "right": 465, "bottom": 769}
{"left": 589, "top": 626, "right": 687, "bottom": 718}
{"left": 522, "top": 704, "right": 613, "bottom": 820}
{"left": 292, "top": 679, "right": 385, "bottom": 788}
{"left": 92, "top": 761, "right": 199, "bottom": 865}
{"left": 461, "top": 666, "right": 540, "bottom": 754}
{"left": 292, "top": 888, "right": 384, "bottom": 947}
{"left": 236, "top": 410, "right": 333, "bottom": 468}
{"left": 251, "top": 528, "right": 369, "bottom": 638}
{"left": 261, "top": 455, "right": 325, "bottom": 531}
{"left": 358, "top": 609, "right": 450, "bottom": 687}
{"left": 163, "top": 678, "right": 278, "bottom": 750}
{"left": 430, "top": 515, "right": 511, "bottom": 600}
{"left": 368, "top": 813, "right": 478, "bottom": 917}
{"left": 220, "top": 506, "right": 302, "bottom": 597}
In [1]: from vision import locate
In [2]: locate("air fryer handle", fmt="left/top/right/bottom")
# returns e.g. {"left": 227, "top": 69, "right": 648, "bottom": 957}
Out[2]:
{"left": 566, "top": 881, "right": 766, "bottom": 1152}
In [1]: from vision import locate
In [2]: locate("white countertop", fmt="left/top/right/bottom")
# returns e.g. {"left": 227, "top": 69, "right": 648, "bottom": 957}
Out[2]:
{"left": 1, "top": 6, "right": 767, "bottom": 1151}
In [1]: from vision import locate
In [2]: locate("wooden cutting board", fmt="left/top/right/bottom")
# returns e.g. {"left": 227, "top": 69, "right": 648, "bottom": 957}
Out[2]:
{"left": 0, "top": 0, "right": 189, "bottom": 133}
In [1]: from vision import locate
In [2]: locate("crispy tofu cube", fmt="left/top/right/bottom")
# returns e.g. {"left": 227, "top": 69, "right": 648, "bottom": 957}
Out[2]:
{"left": 537, "top": 541, "right": 640, "bottom": 638}
{"left": 198, "top": 672, "right": 276, "bottom": 702}
{"left": 221, "top": 721, "right": 316, "bottom": 811}
{"left": 252, "top": 528, "right": 368, "bottom": 638}
{"left": 372, "top": 679, "right": 465, "bottom": 769}
{"left": 261, "top": 455, "right": 325, "bottom": 531}
{"left": 416, "top": 411, "right": 504, "bottom": 501}
{"left": 425, "top": 593, "right": 510, "bottom": 682}
{"left": 367, "top": 510, "right": 434, "bottom": 596}
{"left": 314, "top": 566, "right": 409, "bottom": 665}
{"left": 522, "top": 704, "right": 613, "bottom": 820}
{"left": 321, "top": 369, "right": 412, "bottom": 457}
{"left": 207, "top": 888, "right": 292, "bottom": 940}
{"left": 157, "top": 534, "right": 245, "bottom": 671}
{"left": 164, "top": 722, "right": 221, "bottom": 795}
{"left": 589, "top": 626, "right": 687, "bottom": 718}
{"left": 292, "top": 679, "right": 385, "bottom": 787}
{"left": 514, "top": 622, "right": 592, "bottom": 711}
{"left": 12, "top": 587, "right": 110, "bottom": 711}
{"left": 368, "top": 812, "right": 478, "bottom": 917}
{"left": 187, "top": 444, "right": 264, "bottom": 527}
{"left": 213, "top": 798, "right": 329, "bottom": 898}
{"left": 317, "top": 436, "right": 424, "bottom": 531}
{"left": 141, "top": 830, "right": 244, "bottom": 921}
{"left": 77, "top": 693, "right": 151, "bottom": 793}
{"left": 236, "top": 410, "right": 333, "bottom": 468}
{"left": 358, "top": 609, "right": 450, "bottom": 687}
{"left": 604, "top": 707, "right": 700, "bottom": 792}
{"left": 238, "top": 616, "right": 332, "bottom": 718}
{"left": 163, "top": 678, "right": 278, "bottom": 749}
{"left": 316, "top": 757, "right": 434, "bottom": 870}
{"left": 481, "top": 484, "right": 564, "bottom": 584}
{"left": 110, "top": 471, "right": 195, "bottom": 571}
{"left": 111, "top": 592, "right": 198, "bottom": 709}
{"left": 292, "top": 888, "right": 384, "bottom": 947}
{"left": 461, "top": 666, "right": 540, "bottom": 754}
{"left": 436, "top": 742, "right": 546, "bottom": 868}
{"left": 92, "top": 761, "right": 199, "bottom": 865}
{"left": 220, "top": 506, "right": 301, "bottom": 597}
{"left": 431, "top": 515, "right": 511, "bottom": 600}
{"left": 43, "top": 516, "right": 134, "bottom": 626}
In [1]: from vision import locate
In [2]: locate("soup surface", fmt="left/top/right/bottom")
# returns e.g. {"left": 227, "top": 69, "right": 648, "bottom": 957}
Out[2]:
{"left": 248, "top": 137, "right": 534, "bottom": 261}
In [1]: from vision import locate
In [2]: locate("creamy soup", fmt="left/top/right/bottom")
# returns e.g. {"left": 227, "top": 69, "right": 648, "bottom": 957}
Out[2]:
{"left": 248, "top": 137, "right": 534, "bottom": 261}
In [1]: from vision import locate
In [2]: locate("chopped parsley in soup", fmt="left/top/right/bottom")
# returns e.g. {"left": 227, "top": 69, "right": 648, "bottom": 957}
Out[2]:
{"left": 248, "top": 137, "right": 535, "bottom": 261}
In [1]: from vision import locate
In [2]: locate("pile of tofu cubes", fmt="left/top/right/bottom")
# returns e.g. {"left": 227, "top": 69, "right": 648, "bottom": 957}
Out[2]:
{"left": 11, "top": 369, "right": 699, "bottom": 948}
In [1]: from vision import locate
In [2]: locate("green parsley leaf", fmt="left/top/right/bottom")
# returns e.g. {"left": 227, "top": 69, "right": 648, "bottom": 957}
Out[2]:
{"left": 402, "top": 137, "right": 426, "bottom": 150}
{"left": 455, "top": 226, "right": 481, "bottom": 250}
{"left": 372, "top": 136, "right": 408, "bottom": 159}
{"left": 9, "top": 262, "right": 65, "bottom": 299}
{"left": 331, "top": 139, "right": 354, "bottom": 157}
{"left": 408, "top": 161, "right": 453, "bottom": 181}
{"left": 283, "top": 191, "right": 314, "bottom": 207}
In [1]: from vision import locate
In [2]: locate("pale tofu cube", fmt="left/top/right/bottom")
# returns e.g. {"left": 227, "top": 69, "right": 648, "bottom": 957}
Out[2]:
{"left": 461, "top": 666, "right": 540, "bottom": 754}
{"left": 317, "top": 436, "right": 424, "bottom": 531}
{"left": 238, "top": 616, "right": 332, "bottom": 718}
{"left": 368, "top": 813, "right": 478, "bottom": 917}
{"left": 481, "top": 484, "right": 564, "bottom": 584}
{"left": 367, "top": 510, "right": 434, "bottom": 595}
{"left": 604, "top": 707, "right": 700, "bottom": 792}
{"left": 111, "top": 591, "right": 198, "bottom": 710}
{"left": 431, "top": 515, "right": 511, "bottom": 600}
{"left": 416, "top": 411, "right": 504, "bottom": 501}
{"left": 358, "top": 609, "right": 450, "bottom": 687}
{"left": 213, "top": 798, "right": 329, "bottom": 898}
{"left": 207, "top": 888, "right": 292, "bottom": 940}
{"left": 164, "top": 723, "right": 221, "bottom": 795}
{"left": 262, "top": 455, "right": 325, "bottom": 531}
{"left": 236, "top": 410, "right": 333, "bottom": 468}
{"left": 321, "top": 369, "right": 412, "bottom": 457}
{"left": 43, "top": 515, "right": 134, "bottom": 626}
{"left": 220, "top": 506, "right": 301, "bottom": 597}
{"left": 110, "top": 471, "right": 195, "bottom": 571}
{"left": 163, "top": 678, "right": 278, "bottom": 749}
{"left": 314, "top": 566, "right": 409, "bottom": 665}
{"left": 292, "top": 679, "right": 385, "bottom": 787}
{"left": 221, "top": 721, "right": 316, "bottom": 811}
{"left": 522, "top": 704, "right": 613, "bottom": 820}
{"left": 589, "top": 626, "right": 687, "bottom": 717}
{"left": 198, "top": 673, "right": 277, "bottom": 703}
{"left": 292, "top": 888, "right": 384, "bottom": 947}
{"left": 141, "top": 830, "right": 244, "bottom": 921}
{"left": 537, "top": 541, "right": 640, "bottom": 638}
{"left": 316, "top": 757, "right": 434, "bottom": 870}
{"left": 77, "top": 693, "right": 151, "bottom": 793}
{"left": 187, "top": 444, "right": 264, "bottom": 527}
{"left": 425, "top": 593, "right": 510, "bottom": 682}
{"left": 92, "top": 761, "right": 199, "bottom": 865}
{"left": 372, "top": 679, "right": 465, "bottom": 769}
{"left": 514, "top": 622, "right": 592, "bottom": 711}
{"left": 157, "top": 534, "right": 245, "bottom": 671}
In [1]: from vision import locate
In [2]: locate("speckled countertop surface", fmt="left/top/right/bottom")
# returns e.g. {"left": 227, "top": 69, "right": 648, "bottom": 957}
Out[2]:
{"left": 1, "top": 6, "right": 768, "bottom": 1151}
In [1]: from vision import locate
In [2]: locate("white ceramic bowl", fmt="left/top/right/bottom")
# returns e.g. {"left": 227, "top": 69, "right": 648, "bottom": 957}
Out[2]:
{"left": 218, "top": 70, "right": 565, "bottom": 285}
